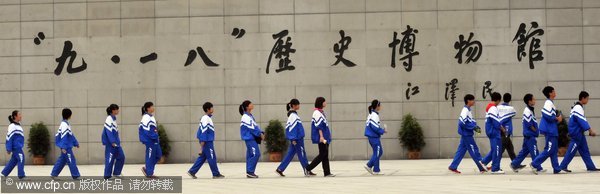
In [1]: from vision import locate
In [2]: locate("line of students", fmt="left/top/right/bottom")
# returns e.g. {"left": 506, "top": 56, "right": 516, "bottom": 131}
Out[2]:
{"left": 449, "top": 86, "right": 599, "bottom": 174}
{"left": 2, "top": 89, "right": 597, "bottom": 179}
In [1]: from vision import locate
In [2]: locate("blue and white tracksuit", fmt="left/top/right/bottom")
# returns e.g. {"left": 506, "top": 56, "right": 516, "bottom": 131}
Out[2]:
{"left": 51, "top": 120, "right": 81, "bottom": 178}
{"left": 277, "top": 111, "right": 309, "bottom": 172}
{"left": 311, "top": 109, "right": 331, "bottom": 144}
{"left": 139, "top": 113, "right": 161, "bottom": 176}
{"left": 189, "top": 114, "right": 221, "bottom": 176}
{"left": 449, "top": 106, "right": 486, "bottom": 171}
{"left": 559, "top": 102, "right": 597, "bottom": 171}
{"left": 498, "top": 103, "right": 516, "bottom": 137}
{"left": 531, "top": 99, "right": 560, "bottom": 173}
{"left": 2, "top": 123, "right": 25, "bottom": 178}
{"left": 482, "top": 105, "right": 503, "bottom": 172}
{"left": 511, "top": 106, "right": 540, "bottom": 168}
{"left": 102, "top": 115, "right": 125, "bottom": 179}
{"left": 240, "top": 113, "right": 263, "bottom": 174}
{"left": 365, "top": 110, "right": 385, "bottom": 172}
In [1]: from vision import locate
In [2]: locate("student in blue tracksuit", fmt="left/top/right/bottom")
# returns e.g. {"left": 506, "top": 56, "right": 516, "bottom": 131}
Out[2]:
{"left": 510, "top": 94, "right": 541, "bottom": 172}
{"left": 276, "top": 99, "right": 314, "bottom": 177}
{"left": 139, "top": 102, "right": 161, "bottom": 178}
{"left": 2, "top": 110, "right": 26, "bottom": 179}
{"left": 363, "top": 100, "right": 387, "bottom": 175}
{"left": 448, "top": 94, "right": 487, "bottom": 174}
{"left": 187, "top": 102, "right": 225, "bottom": 179}
{"left": 530, "top": 86, "right": 563, "bottom": 174}
{"left": 481, "top": 92, "right": 505, "bottom": 174}
{"left": 558, "top": 91, "right": 600, "bottom": 172}
{"left": 498, "top": 93, "right": 517, "bottom": 161}
{"left": 240, "top": 100, "right": 264, "bottom": 178}
{"left": 51, "top": 108, "right": 81, "bottom": 180}
{"left": 306, "top": 97, "right": 335, "bottom": 177}
{"left": 102, "top": 104, "right": 125, "bottom": 179}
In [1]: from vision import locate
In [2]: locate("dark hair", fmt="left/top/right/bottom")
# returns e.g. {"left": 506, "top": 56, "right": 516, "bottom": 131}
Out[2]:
{"left": 8, "top": 110, "right": 19, "bottom": 124}
{"left": 239, "top": 100, "right": 251, "bottom": 115}
{"left": 286, "top": 99, "right": 300, "bottom": 116}
{"left": 314, "top": 97, "right": 326, "bottom": 109}
{"left": 464, "top": 94, "right": 475, "bottom": 105}
{"left": 503, "top": 93, "right": 512, "bottom": 103}
{"left": 286, "top": 99, "right": 300, "bottom": 112}
{"left": 579, "top": 91, "right": 590, "bottom": 101}
{"left": 491, "top": 92, "right": 502, "bottom": 102}
{"left": 542, "top": 86, "right": 554, "bottom": 99}
{"left": 141, "top": 102, "right": 154, "bottom": 115}
{"left": 106, "top": 104, "right": 119, "bottom": 115}
{"left": 368, "top": 99, "right": 381, "bottom": 114}
{"left": 203, "top": 102, "right": 214, "bottom": 112}
{"left": 523, "top": 93, "right": 533, "bottom": 105}
{"left": 62, "top": 108, "right": 72, "bottom": 120}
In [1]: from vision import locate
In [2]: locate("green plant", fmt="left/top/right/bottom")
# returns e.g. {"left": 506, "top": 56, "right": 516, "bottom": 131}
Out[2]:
{"left": 27, "top": 122, "right": 51, "bottom": 156}
{"left": 158, "top": 124, "right": 171, "bottom": 157}
{"left": 399, "top": 114, "right": 426, "bottom": 152}
{"left": 557, "top": 112, "right": 570, "bottom": 148}
{"left": 265, "top": 119, "right": 288, "bottom": 153}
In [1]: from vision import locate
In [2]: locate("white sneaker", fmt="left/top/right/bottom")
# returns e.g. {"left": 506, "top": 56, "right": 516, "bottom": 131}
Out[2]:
{"left": 363, "top": 164, "right": 374, "bottom": 175}
{"left": 479, "top": 161, "right": 488, "bottom": 172}
{"left": 373, "top": 171, "right": 384, "bottom": 175}
{"left": 491, "top": 170, "right": 505, "bottom": 174}
{"left": 113, "top": 174, "right": 124, "bottom": 179}
{"left": 530, "top": 163, "right": 538, "bottom": 175}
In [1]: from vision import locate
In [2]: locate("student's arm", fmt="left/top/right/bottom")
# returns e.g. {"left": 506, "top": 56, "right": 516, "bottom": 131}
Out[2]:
{"left": 319, "top": 129, "right": 325, "bottom": 143}
{"left": 198, "top": 141, "right": 205, "bottom": 155}
{"left": 104, "top": 123, "right": 118, "bottom": 147}
{"left": 147, "top": 123, "right": 159, "bottom": 140}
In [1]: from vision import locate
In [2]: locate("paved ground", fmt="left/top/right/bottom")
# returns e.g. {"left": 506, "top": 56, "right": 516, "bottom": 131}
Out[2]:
{"left": 3, "top": 156, "right": 600, "bottom": 193}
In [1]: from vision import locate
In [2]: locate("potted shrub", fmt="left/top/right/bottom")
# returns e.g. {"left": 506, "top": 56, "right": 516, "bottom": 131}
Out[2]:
{"left": 557, "top": 112, "right": 570, "bottom": 157}
{"left": 265, "top": 120, "right": 288, "bottom": 162}
{"left": 399, "top": 114, "right": 426, "bottom": 159}
{"left": 27, "top": 122, "right": 51, "bottom": 165}
{"left": 157, "top": 124, "right": 171, "bottom": 164}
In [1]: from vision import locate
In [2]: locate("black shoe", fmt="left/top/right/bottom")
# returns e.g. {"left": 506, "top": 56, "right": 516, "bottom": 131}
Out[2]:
{"left": 213, "top": 174, "right": 225, "bottom": 179}
{"left": 306, "top": 170, "right": 316, "bottom": 176}
{"left": 275, "top": 169, "right": 285, "bottom": 177}
{"left": 562, "top": 169, "right": 572, "bottom": 173}
{"left": 246, "top": 173, "right": 258, "bottom": 178}
{"left": 187, "top": 171, "right": 197, "bottom": 179}
{"left": 141, "top": 167, "right": 148, "bottom": 177}
{"left": 588, "top": 169, "right": 600, "bottom": 172}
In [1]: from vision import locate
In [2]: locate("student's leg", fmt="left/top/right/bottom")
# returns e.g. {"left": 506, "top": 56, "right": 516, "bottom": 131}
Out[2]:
{"left": 529, "top": 138, "right": 539, "bottom": 159}
{"left": 204, "top": 142, "right": 221, "bottom": 176}
{"left": 188, "top": 148, "right": 207, "bottom": 175}
{"left": 307, "top": 144, "right": 324, "bottom": 171}
{"left": 51, "top": 151, "right": 68, "bottom": 177}
{"left": 104, "top": 146, "right": 117, "bottom": 178}
{"left": 505, "top": 136, "right": 516, "bottom": 160}
{"left": 144, "top": 144, "right": 155, "bottom": 176}
{"left": 367, "top": 138, "right": 383, "bottom": 172}
{"left": 277, "top": 142, "right": 297, "bottom": 172}
{"left": 464, "top": 137, "right": 485, "bottom": 171}
{"left": 366, "top": 139, "right": 378, "bottom": 169}
{"left": 532, "top": 136, "right": 551, "bottom": 171}
{"left": 449, "top": 137, "right": 467, "bottom": 170}
{"left": 1, "top": 151, "right": 18, "bottom": 176}
{"left": 65, "top": 149, "right": 80, "bottom": 178}
{"left": 577, "top": 137, "right": 597, "bottom": 170}
{"left": 14, "top": 149, "right": 25, "bottom": 178}
{"left": 321, "top": 143, "right": 331, "bottom": 175}
{"left": 491, "top": 137, "right": 503, "bottom": 171}
{"left": 559, "top": 138, "right": 578, "bottom": 170}
{"left": 296, "top": 141, "right": 309, "bottom": 169}
{"left": 548, "top": 137, "right": 560, "bottom": 173}
{"left": 481, "top": 137, "right": 493, "bottom": 165}
{"left": 511, "top": 137, "right": 531, "bottom": 167}
{"left": 245, "top": 140, "right": 260, "bottom": 174}
{"left": 113, "top": 147, "right": 125, "bottom": 176}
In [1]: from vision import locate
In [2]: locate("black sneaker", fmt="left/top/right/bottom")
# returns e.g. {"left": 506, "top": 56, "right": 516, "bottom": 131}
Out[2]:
{"left": 562, "top": 169, "right": 572, "bottom": 173}
{"left": 246, "top": 173, "right": 259, "bottom": 178}
{"left": 305, "top": 170, "right": 316, "bottom": 177}
{"left": 588, "top": 169, "right": 600, "bottom": 172}
{"left": 213, "top": 174, "right": 225, "bottom": 179}
{"left": 275, "top": 169, "right": 285, "bottom": 177}
{"left": 324, "top": 174, "right": 336, "bottom": 177}
{"left": 187, "top": 171, "right": 197, "bottom": 179}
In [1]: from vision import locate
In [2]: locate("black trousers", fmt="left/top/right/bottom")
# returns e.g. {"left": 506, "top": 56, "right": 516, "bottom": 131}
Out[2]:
{"left": 501, "top": 135, "right": 516, "bottom": 160}
{"left": 307, "top": 143, "right": 331, "bottom": 176}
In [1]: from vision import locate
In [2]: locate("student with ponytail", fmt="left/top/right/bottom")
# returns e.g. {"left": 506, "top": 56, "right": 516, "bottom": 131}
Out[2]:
{"left": 363, "top": 100, "right": 387, "bottom": 175}
{"left": 275, "top": 99, "right": 315, "bottom": 177}
{"left": 2, "top": 110, "right": 26, "bottom": 179}
{"left": 306, "top": 97, "right": 335, "bottom": 177}
{"left": 138, "top": 102, "right": 161, "bottom": 178}
{"left": 102, "top": 104, "right": 125, "bottom": 179}
{"left": 239, "top": 100, "right": 264, "bottom": 178}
